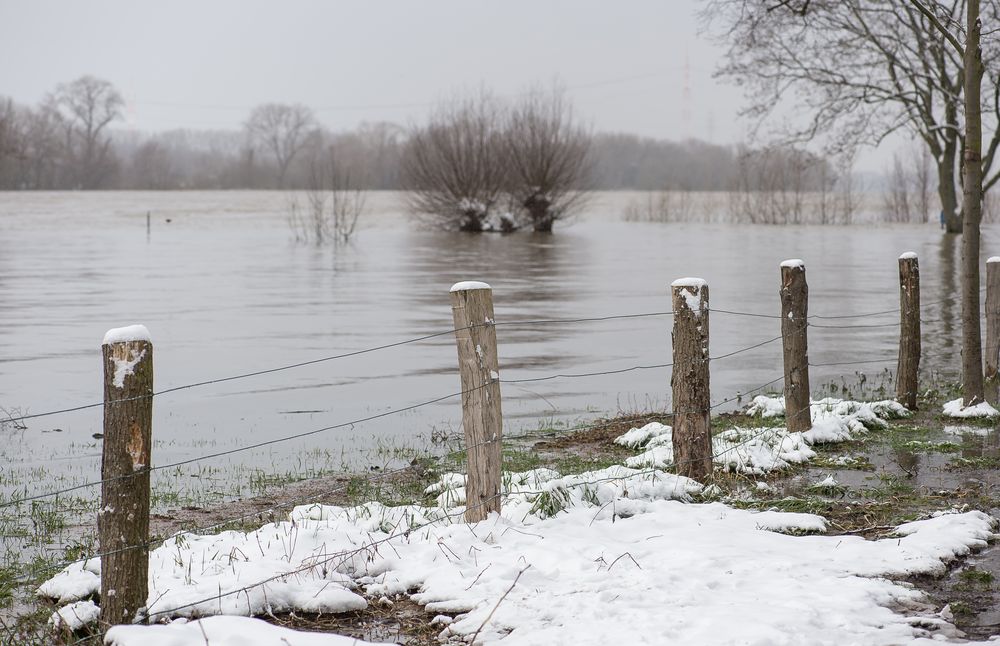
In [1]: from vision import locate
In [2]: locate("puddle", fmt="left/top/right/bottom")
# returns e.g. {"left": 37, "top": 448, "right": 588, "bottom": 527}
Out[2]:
{"left": 777, "top": 423, "right": 1000, "bottom": 639}
{"left": 908, "top": 526, "right": 1000, "bottom": 640}
{"left": 265, "top": 598, "right": 442, "bottom": 645}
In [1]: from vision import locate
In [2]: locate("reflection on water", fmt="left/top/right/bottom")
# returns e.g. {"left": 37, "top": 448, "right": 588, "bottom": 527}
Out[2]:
{"left": 1, "top": 191, "right": 999, "bottom": 499}
{"left": 936, "top": 232, "right": 960, "bottom": 356}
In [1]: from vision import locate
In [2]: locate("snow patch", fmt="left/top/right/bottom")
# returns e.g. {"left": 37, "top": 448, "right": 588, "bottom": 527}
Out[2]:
{"left": 671, "top": 278, "right": 706, "bottom": 314}
{"left": 624, "top": 425, "right": 816, "bottom": 475}
{"left": 899, "top": 251, "right": 917, "bottom": 260}
{"left": 110, "top": 347, "right": 147, "bottom": 388}
{"left": 943, "top": 398, "right": 1000, "bottom": 419}
{"left": 49, "top": 599, "right": 99, "bottom": 631}
{"left": 622, "top": 397, "right": 908, "bottom": 476}
{"left": 105, "top": 616, "right": 397, "bottom": 645}
{"left": 780, "top": 258, "right": 805, "bottom": 269}
{"left": 36, "top": 559, "right": 100, "bottom": 604}
{"left": 422, "top": 464, "right": 700, "bottom": 513}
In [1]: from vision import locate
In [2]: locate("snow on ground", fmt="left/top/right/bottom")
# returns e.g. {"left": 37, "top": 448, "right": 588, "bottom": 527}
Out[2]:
{"left": 48, "top": 599, "right": 99, "bottom": 631}
{"left": 619, "top": 422, "right": 815, "bottom": 474}
{"left": 40, "top": 474, "right": 997, "bottom": 644}
{"left": 105, "top": 615, "right": 397, "bottom": 645}
{"left": 75, "top": 502, "right": 995, "bottom": 645}
{"left": 942, "top": 397, "right": 1000, "bottom": 419}
{"left": 618, "top": 397, "right": 908, "bottom": 475}
{"left": 38, "top": 395, "right": 1000, "bottom": 645}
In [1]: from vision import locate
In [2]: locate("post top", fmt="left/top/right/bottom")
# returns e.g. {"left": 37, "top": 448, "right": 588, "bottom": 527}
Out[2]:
{"left": 988, "top": 256, "right": 1000, "bottom": 264}
{"left": 899, "top": 251, "right": 918, "bottom": 260}
{"left": 102, "top": 324, "right": 151, "bottom": 346}
{"left": 450, "top": 281, "right": 492, "bottom": 293}
{"left": 671, "top": 277, "right": 707, "bottom": 289}
{"left": 780, "top": 259, "right": 805, "bottom": 269}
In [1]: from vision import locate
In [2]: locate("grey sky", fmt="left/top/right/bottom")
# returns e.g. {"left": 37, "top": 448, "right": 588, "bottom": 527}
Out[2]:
{"left": 0, "top": 1, "right": 889, "bottom": 170}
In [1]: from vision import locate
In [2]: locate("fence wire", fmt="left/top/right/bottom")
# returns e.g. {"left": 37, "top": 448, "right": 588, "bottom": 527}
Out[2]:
{"left": 2, "top": 290, "right": 984, "bottom": 620}
{"left": 6, "top": 364, "right": 825, "bottom": 588}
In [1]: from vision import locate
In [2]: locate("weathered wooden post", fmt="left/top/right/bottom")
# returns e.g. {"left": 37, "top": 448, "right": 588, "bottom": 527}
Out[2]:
{"left": 896, "top": 252, "right": 921, "bottom": 409}
{"left": 986, "top": 257, "right": 1000, "bottom": 388}
{"left": 99, "top": 325, "right": 153, "bottom": 627}
{"left": 780, "top": 260, "right": 811, "bottom": 433}
{"left": 671, "top": 278, "right": 712, "bottom": 480}
{"left": 450, "top": 282, "right": 503, "bottom": 522}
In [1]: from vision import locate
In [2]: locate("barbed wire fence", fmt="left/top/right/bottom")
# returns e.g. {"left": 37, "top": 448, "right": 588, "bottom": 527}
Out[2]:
{"left": 0, "top": 261, "right": 989, "bottom": 643}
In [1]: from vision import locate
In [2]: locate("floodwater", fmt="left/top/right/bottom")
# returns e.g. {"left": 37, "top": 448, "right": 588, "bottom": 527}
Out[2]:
{"left": 0, "top": 191, "right": 996, "bottom": 503}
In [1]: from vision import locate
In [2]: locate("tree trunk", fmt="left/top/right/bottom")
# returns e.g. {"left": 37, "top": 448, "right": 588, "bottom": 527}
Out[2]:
{"left": 532, "top": 214, "right": 555, "bottom": 233}
{"left": 961, "top": 0, "right": 985, "bottom": 405}
{"left": 458, "top": 209, "right": 485, "bottom": 232}
{"left": 938, "top": 139, "right": 962, "bottom": 233}
{"left": 526, "top": 197, "right": 555, "bottom": 233}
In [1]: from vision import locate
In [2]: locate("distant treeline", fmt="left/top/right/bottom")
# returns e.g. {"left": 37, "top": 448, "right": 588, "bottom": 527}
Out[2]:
{"left": 0, "top": 119, "right": 837, "bottom": 194}
{"left": 0, "top": 78, "right": 841, "bottom": 193}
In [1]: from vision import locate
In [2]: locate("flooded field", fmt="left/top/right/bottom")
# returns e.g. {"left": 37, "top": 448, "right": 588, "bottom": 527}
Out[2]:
{"left": 0, "top": 190, "right": 996, "bottom": 506}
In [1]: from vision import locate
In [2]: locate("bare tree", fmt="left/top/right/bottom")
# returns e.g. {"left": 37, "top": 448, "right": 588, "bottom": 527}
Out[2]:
{"left": 0, "top": 98, "right": 26, "bottom": 189}
{"left": 245, "top": 103, "right": 316, "bottom": 188}
{"left": 48, "top": 75, "right": 123, "bottom": 188}
{"left": 883, "top": 153, "right": 913, "bottom": 222}
{"left": 703, "top": 0, "right": 1000, "bottom": 234}
{"left": 290, "top": 145, "right": 367, "bottom": 244}
{"left": 908, "top": 0, "right": 986, "bottom": 403}
{"left": 401, "top": 93, "right": 510, "bottom": 232}
{"left": 128, "top": 140, "right": 176, "bottom": 189}
{"left": 21, "top": 104, "right": 62, "bottom": 189}
{"left": 729, "top": 144, "right": 828, "bottom": 224}
{"left": 353, "top": 121, "right": 405, "bottom": 188}
{"left": 912, "top": 143, "right": 933, "bottom": 223}
{"left": 502, "top": 87, "right": 592, "bottom": 232}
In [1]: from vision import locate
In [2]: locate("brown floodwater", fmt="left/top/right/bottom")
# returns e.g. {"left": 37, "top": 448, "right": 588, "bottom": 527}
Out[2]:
{"left": 0, "top": 191, "right": 995, "bottom": 503}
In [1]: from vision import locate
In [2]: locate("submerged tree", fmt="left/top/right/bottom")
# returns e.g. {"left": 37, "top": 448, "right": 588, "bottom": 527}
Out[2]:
{"left": 401, "top": 93, "right": 509, "bottom": 232}
{"left": 502, "top": 87, "right": 592, "bottom": 232}
{"left": 289, "top": 144, "right": 367, "bottom": 244}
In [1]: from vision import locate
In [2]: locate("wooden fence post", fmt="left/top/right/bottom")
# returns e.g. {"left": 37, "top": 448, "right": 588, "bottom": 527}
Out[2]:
{"left": 896, "top": 252, "right": 921, "bottom": 409}
{"left": 99, "top": 325, "right": 153, "bottom": 628}
{"left": 671, "top": 278, "right": 712, "bottom": 480}
{"left": 780, "top": 260, "right": 811, "bottom": 433}
{"left": 450, "top": 282, "right": 503, "bottom": 522}
{"left": 986, "top": 257, "right": 1000, "bottom": 388}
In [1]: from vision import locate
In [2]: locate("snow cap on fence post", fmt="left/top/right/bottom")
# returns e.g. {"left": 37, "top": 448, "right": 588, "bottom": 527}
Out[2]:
{"left": 99, "top": 324, "right": 153, "bottom": 627}
{"left": 449, "top": 282, "right": 503, "bottom": 522}
{"left": 670, "top": 278, "right": 712, "bottom": 481}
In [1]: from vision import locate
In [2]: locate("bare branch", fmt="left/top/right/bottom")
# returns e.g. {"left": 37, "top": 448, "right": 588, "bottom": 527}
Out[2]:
{"left": 907, "top": 0, "right": 967, "bottom": 56}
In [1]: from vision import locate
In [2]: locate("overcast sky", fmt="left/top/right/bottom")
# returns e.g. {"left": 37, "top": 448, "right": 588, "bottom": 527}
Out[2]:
{"left": 0, "top": 1, "right": 891, "bottom": 170}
